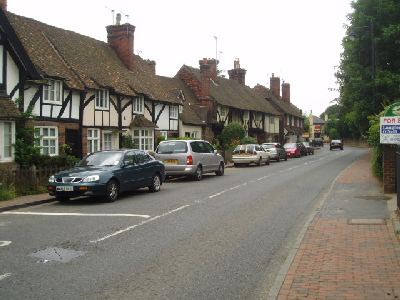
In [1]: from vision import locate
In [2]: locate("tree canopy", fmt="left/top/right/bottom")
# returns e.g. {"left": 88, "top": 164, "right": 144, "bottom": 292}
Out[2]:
{"left": 335, "top": 0, "right": 400, "bottom": 138}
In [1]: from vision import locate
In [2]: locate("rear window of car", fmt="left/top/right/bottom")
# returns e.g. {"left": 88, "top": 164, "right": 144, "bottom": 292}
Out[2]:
{"left": 284, "top": 143, "right": 297, "bottom": 148}
{"left": 331, "top": 140, "right": 341, "bottom": 143}
{"left": 233, "top": 144, "right": 255, "bottom": 154}
{"left": 156, "top": 141, "right": 188, "bottom": 154}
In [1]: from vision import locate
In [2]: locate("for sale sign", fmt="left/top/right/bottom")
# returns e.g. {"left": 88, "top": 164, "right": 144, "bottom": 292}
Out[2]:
{"left": 380, "top": 117, "right": 400, "bottom": 144}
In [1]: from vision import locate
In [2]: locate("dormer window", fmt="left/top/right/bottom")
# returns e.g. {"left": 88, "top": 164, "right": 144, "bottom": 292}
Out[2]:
{"left": 95, "top": 89, "right": 109, "bottom": 110}
{"left": 133, "top": 96, "right": 144, "bottom": 114}
{"left": 43, "top": 79, "right": 62, "bottom": 103}
{"left": 170, "top": 106, "right": 178, "bottom": 119}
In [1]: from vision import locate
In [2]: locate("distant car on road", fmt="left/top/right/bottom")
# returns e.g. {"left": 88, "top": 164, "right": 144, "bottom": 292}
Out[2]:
{"left": 261, "top": 143, "right": 287, "bottom": 162}
{"left": 297, "top": 142, "right": 308, "bottom": 156}
{"left": 301, "top": 142, "right": 314, "bottom": 155}
{"left": 155, "top": 140, "right": 225, "bottom": 181}
{"left": 311, "top": 138, "right": 324, "bottom": 147}
{"left": 232, "top": 144, "right": 270, "bottom": 166}
{"left": 48, "top": 150, "right": 165, "bottom": 202}
{"left": 283, "top": 143, "right": 301, "bottom": 158}
{"left": 330, "top": 139, "right": 344, "bottom": 150}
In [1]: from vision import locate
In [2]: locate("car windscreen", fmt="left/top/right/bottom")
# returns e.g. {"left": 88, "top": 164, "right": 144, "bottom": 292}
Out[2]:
{"left": 156, "top": 141, "right": 188, "bottom": 154}
{"left": 284, "top": 143, "right": 297, "bottom": 149}
{"left": 233, "top": 145, "right": 255, "bottom": 154}
{"left": 303, "top": 142, "right": 310, "bottom": 147}
{"left": 262, "top": 144, "right": 274, "bottom": 149}
{"left": 78, "top": 152, "right": 124, "bottom": 167}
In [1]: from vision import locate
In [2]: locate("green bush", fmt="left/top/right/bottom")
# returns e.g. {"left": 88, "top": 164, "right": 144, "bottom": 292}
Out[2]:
{"left": 367, "top": 113, "right": 383, "bottom": 179}
{"left": 217, "top": 123, "right": 246, "bottom": 150}
{"left": 0, "top": 185, "right": 16, "bottom": 201}
{"left": 240, "top": 136, "right": 257, "bottom": 144}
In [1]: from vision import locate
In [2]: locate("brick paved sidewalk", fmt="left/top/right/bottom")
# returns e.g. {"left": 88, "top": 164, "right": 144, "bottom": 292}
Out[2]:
{"left": 276, "top": 152, "right": 400, "bottom": 300}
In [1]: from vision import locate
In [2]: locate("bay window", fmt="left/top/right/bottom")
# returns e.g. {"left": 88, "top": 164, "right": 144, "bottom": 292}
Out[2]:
{"left": 132, "top": 128, "right": 154, "bottom": 150}
{"left": 34, "top": 126, "right": 58, "bottom": 156}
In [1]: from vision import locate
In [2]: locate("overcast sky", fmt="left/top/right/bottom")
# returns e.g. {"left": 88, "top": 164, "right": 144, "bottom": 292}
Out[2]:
{"left": 9, "top": 0, "right": 353, "bottom": 116}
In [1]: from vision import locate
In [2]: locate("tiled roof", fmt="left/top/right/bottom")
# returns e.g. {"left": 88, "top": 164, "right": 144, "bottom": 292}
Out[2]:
{"left": 312, "top": 115, "right": 325, "bottom": 124}
{"left": 5, "top": 12, "right": 181, "bottom": 104}
{"left": 0, "top": 97, "right": 21, "bottom": 119}
{"left": 182, "top": 66, "right": 280, "bottom": 115}
{"left": 253, "top": 84, "right": 303, "bottom": 118}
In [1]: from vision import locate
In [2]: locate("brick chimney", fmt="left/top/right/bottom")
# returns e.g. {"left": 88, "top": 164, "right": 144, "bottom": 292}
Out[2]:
{"left": 228, "top": 58, "right": 246, "bottom": 86}
{"left": 147, "top": 60, "right": 156, "bottom": 75}
{"left": 270, "top": 73, "right": 280, "bottom": 98}
{"left": 106, "top": 13, "right": 135, "bottom": 70}
{"left": 282, "top": 82, "right": 290, "bottom": 103}
{"left": 0, "top": 0, "right": 7, "bottom": 10}
{"left": 199, "top": 58, "right": 218, "bottom": 98}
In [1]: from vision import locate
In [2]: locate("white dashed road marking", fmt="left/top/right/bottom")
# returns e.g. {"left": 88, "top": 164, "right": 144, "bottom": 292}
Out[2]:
{"left": 0, "top": 273, "right": 11, "bottom": 281}
{"left": 90, "top": 205, "right": 190, "bottom": 243}
{"left": 1, "top": 212, "right": 150, "bottom": 218}
{"left": 0, "top": 241, "right": 11, "bottom": 247}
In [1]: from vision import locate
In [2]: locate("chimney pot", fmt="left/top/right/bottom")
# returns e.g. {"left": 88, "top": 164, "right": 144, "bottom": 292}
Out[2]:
{"left": 270, "top": 74, "right": 280, "bottom": 98}
{"left": 116, "top": 13, "right": 121, "bottom": 25}
{"left": 228, "top": 59, "right": 246, "bottom": 86}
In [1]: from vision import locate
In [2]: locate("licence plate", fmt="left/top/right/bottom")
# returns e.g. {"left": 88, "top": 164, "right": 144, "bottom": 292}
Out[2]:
{"left": 164, "top": 159, "right": 178, "bottom": 165}
{"left": 56, "top": 186, "right": 73, "bottom": 192}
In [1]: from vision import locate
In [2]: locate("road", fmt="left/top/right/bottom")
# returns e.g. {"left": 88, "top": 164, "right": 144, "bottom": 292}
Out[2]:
{"left": 0, "top": 146, "right": 367, "bottom": 299}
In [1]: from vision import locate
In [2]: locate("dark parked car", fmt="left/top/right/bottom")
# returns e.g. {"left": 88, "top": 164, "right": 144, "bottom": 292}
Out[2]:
{"left": 261, "top": 143, "right": 287, "bottom": 162}
{"left": 301, "top": 142, "right": 314, "bottom": 155}
{"left": 311, "top": 138, "right": 324, "bottom": 147}
{"left": 330, "top": 139, "right": 344, "bottom": 150}
{"left": 297, "top": 142, "right": 308, "bottom": 156}
{"left": 48, "top": 149, "right": 165, "bottom": 202}
{"left": 283, "top": 143, "right": 301, "bottom": 158}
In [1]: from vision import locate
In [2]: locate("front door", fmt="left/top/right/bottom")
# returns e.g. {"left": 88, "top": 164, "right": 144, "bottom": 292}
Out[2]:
{"left": 65, "top": 129, "right": 82, "bottom": 158}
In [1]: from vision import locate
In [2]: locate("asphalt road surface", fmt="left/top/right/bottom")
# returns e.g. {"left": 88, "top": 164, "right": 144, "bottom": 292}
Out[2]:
{"left": 0, "top": 146, "right": 367, "bottom": 299}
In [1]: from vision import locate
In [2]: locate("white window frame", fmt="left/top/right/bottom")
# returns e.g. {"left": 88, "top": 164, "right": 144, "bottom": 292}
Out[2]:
{"left": 191, "top": 131, "right": 198, "bottom": 139}
{"left": 219, "top": 106, "right": 228, "bottom": 119}
{"left": 178, "top": 105, "right": 183, "bottom": 114}
{"left": 133, "top": 96, "right": 144, "bottom": 114}
{"left": 43, "top": 79, "right": 62, "bottom": 103}
{"left": 270, "top": 116, "right": 275, "bottom": 124}
{"left": 160, "top": 131, "right": 168, "bottom": 140}
{"left": 95, "top": 89, "right": 109, "bottom": 110}
{"left": 170, "top": 106, "right": 178, "bottom": 119}
{"left": 132, "top": 128, "right": 154, "bottom": 151}
{"left": 286, "top": 116, "right": 290, "bottom": 126}
{"left": 88, "top": 128, "right": 100, "bottom": 153}
{"left": 34, "top": 126, "right": 59, "bottom": 156}
{"left": 0, "top": 121, "right": 15, "bottom": 162}
{"left": 103, "top": 131, "right": 113, "bottom": 150}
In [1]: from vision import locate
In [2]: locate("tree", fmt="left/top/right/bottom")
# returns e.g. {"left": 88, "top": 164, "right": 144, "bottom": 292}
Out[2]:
{"left": 336, "top": 0, "right": 400, "bottom": 138}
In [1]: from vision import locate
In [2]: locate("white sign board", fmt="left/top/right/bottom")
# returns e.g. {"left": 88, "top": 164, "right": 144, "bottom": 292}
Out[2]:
{"left": 380, "top": 117, "right": 400, "bottom": 144}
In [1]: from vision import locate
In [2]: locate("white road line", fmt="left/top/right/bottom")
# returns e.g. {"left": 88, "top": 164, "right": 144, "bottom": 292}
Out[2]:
{"left": 0, "top": 241, "right": 11, "bottom": 247}
{"left": 0, "top": 273, "right": 11, "bottom": 281}
{"left": 1, "top": 212, "right": 150, "bottom": 218}
{"left": 90, "top": 205, "right": 190, "bottom": 243}
{"left": 208, "top": 183, "right": 247, "bottom": 199}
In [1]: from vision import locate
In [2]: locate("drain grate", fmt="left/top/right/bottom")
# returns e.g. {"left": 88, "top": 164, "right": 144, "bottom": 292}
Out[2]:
{"left": 348, "top": 218, "right": 386, "bottom": 225}
{"left": 355, "top": 195, "right": 391, "bottom": 201}
{"left": 30, "top": 247, "right": 85, "bottom": 263}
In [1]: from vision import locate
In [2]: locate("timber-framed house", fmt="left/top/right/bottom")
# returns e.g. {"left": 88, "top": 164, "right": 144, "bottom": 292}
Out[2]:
{"left": 0, "top": 7, "right": 183, "bottom": 159}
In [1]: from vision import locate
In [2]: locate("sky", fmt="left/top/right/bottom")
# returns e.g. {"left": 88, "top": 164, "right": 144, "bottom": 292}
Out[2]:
{"left": 8, "top": 0, "right": 353, "bottom": 116}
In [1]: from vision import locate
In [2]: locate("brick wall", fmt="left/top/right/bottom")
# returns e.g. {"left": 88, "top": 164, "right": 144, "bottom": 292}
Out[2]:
{"left": 383, "top": 144, "right": 396, "bottom": 193}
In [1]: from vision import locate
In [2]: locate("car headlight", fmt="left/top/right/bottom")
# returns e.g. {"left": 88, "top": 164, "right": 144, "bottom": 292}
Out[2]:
{"left": 82, "top": 175, "right": 100, "bottom": 182}
{"left": 48, "top": 175, "right": 55, "bottom": 183}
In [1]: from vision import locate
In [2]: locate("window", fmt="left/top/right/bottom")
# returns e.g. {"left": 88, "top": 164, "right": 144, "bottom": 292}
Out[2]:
{"left": 43, "top": 79, "right": 62, "bottom": 103}
{"left": 34, "top": 126, "right": 58, "bottom": 156}
{"left": 243, "top": 111, "right": 249, "bottom": 120}
{"left": 133, "top": 96, "right": 144, "bottom": 114}
{"left": 219, "top": 106, "right": 228, "bottom": 119}
{"left": 103, "top": 132, "right": 113, "bottom": 150}
{"left": 170, "top": 106, "right": 178, "bottom": 119}
{"left": 191, "top": 131, "right": 198, "bottom": 139}
{"left": 179, "top": 105, "right": 183, "bottom": 114}
{"left": 160, "top": 131, "right": 168, "bottom": 140}
{"left": 95, "top": 89, "right": 109, "bottom": 110}
{"left": 132, "top": 128, "right": 153, "bottom": 150}
{"left": 88, "top": 129, "right": 100, "bottom": 153}
{"left": 270, "top": 116, "right": 275, "bottom": 124}
{"left": 286, "top": 116, "right": 289, "bottom": 126}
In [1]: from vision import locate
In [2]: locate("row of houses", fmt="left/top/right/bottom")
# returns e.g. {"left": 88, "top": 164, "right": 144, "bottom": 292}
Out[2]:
{"left": 0, "top": 1, "right": 304, "bottom": 163}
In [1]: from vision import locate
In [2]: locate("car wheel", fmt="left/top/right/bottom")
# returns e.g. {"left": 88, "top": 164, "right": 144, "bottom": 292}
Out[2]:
{"left": 285, "top": 155, "right": 288, "bottom": 161}
{"left": 105, "top": 179, "right": 119, "bottom": 202}
{"left": 257, "top": 157, "right": 262, "bottom": 166}
{"left": 276, "top": 156, "right": 280, "bottom": 162}
{"left": 149, "top": 174, "right": 161, "bottom": 192}
{"left": 215, "top": 163, "right": 224, "bottom": 176}
{"left": 193, "top": 166, "right": 203, "bottom": 181}
{"left": 233, "top": 163, "right": 239, "bottom": 167}
{"left": 56, "top": 195, "right": 69, "bottom": 202}
{"left": 265, "top": 158, "right": 270, "bottom": 165}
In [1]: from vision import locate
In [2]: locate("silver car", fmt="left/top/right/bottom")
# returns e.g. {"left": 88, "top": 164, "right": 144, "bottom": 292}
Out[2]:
{"left": 261, "top": 143, "right": 288, "bottom": 162}
{"left": 155, "top": 140, "right": 225, "bottom": 181}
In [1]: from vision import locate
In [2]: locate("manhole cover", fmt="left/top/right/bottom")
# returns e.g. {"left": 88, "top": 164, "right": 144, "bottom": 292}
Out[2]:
{"left": 30, "top": 247, "right": 85, "bottom": 263}
{"left": 348, "top": 218, "right": 386, "bottom": 225}
{"left": 355, "top": 195, "right": 391, "bottom": 201}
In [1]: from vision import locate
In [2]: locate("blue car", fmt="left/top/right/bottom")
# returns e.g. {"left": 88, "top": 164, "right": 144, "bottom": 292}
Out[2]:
{"left": 48, "top": 149, "right": 165, "bottom": 202}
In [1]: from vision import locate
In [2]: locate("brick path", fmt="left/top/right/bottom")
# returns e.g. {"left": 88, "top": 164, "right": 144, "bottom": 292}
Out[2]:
{"left": 277, "top": 152, "right": 400, "bottom": 300}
